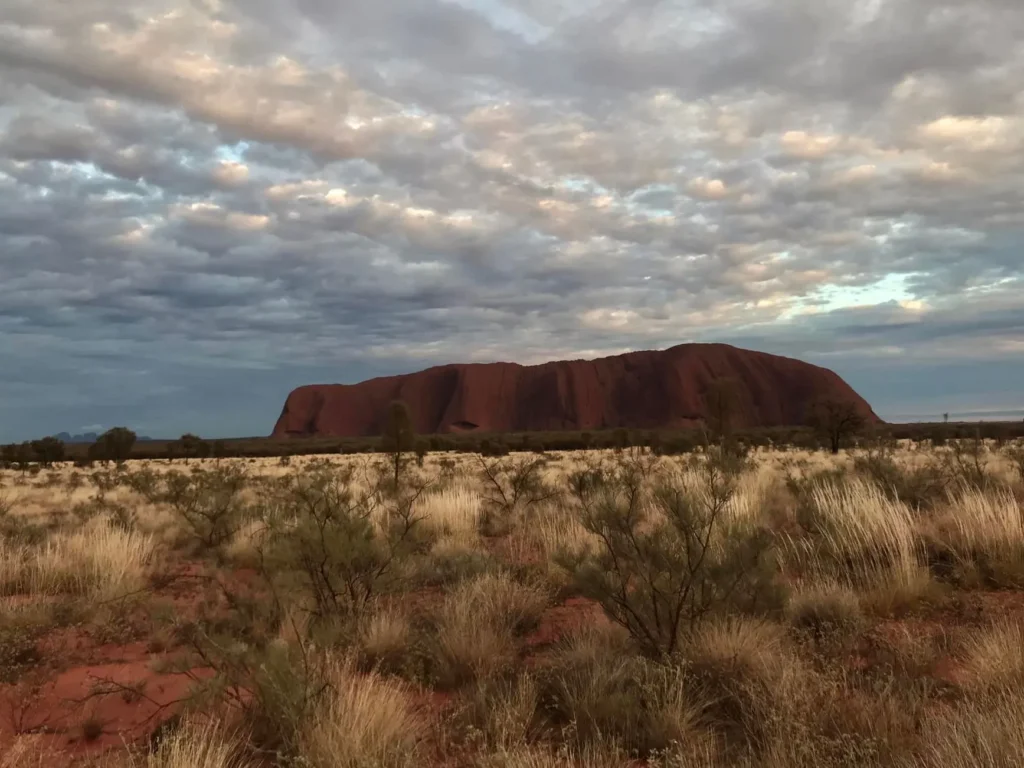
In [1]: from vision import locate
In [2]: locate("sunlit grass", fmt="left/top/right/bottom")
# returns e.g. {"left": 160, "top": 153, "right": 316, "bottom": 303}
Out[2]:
{"left": 1, "top": 519, "right": 154, "bottom": 601}
{"left": 300, "top": 655, "right": 425, "bottom": 768}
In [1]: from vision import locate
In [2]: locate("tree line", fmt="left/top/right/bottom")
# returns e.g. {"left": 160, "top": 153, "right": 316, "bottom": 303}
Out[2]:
{"left": 3, "top": 385, "right": 1021, "bottom": 469}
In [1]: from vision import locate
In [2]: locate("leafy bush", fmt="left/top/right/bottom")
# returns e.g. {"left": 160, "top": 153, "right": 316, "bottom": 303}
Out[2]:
{"left": 477, "top": 456, "right": 558, "bottom": 537}
{"left": 558, "top": 450, "right": 782, "bottom": 658}
{"left": 163, "top": 466, "right": 249, "bottom": 551}
{"left": 260, "top": 468, "right": 431, "bottom": 623}
{"left": 167, "top": 579, "right": 333, "bottom": 761}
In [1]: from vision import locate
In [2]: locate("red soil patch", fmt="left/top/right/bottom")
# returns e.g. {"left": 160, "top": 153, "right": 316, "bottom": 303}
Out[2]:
{"left": 0, "top": 659, "right": 213, "bottom": 758}
{"left": 273, "top": 342, "right": 879, "bottom": 437}
{"left": 972, "top": 589, "right": 1024, "bottom": 620}
{"left": 525, "top": 597, "right": 608, "bottom": 649}
{"left": 0, "top": 559, "right": 236, "bottom": 762}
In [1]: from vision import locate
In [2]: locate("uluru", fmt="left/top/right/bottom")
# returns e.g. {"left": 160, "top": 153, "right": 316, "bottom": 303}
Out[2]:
{"left": 272, "top": 343, "right": 879, "bottom": 438}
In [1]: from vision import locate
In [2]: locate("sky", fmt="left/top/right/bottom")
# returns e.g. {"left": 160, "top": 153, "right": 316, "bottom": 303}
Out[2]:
{"left": 2, "top": 0, "right": 1023, "bottom": 441}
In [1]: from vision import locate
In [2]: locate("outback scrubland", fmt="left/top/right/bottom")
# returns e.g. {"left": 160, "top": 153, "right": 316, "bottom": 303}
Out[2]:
{"left": 2, "top": 437, "right": 1024, "bottom": 767}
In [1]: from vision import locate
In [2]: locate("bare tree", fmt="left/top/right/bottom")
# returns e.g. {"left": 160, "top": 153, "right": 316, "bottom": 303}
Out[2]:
{"left": 807, "top": 398, "right": 868, "bottom": 454}
{"left": 381, "top": 400, "right": 415, "bottom": 488}
{"left": 704, "top": 377, "right": 743, "bottom": 446}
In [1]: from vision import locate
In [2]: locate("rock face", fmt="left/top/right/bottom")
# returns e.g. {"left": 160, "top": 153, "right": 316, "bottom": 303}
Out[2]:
{"left": 272, "top": 343, "right": 880, "bottom": 437}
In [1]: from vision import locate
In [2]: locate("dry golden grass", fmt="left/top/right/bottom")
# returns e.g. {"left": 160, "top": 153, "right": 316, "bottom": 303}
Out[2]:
{"left": 786, "top": 580, "right": 865, "bottom": 652}
{"left": 480, "top": 742, "right": 647, "bottom": 768}
{"left": 0, "top": 736, "right": 64, "bottom": 768}
{"left": 299, "top": 656, "right": 425, "bottom": 768}
{"left": 358, "top": 604, "right": 414, "bottom": 669}
{"left": 126, "top": 718, "right": 246, "bottom": 768}
{"left": 222, "top": 516, "right": 267, "bottom": 566}
{"left": 786, "top": 478, "right": 927, "bottom": 594}
{"left": 518, "top": 504, "right": 600, "bottom": 563}
{"left": 909, "top": 691, "right": 1024, "bottom": 768}
{"left": 961, "top": 621, "right": 1024, "bottom": 693}
{"left": 460, "top": 673, "right": 541, "bottom": 750}
{"left": 414, "top": 482, "right": 482, "bottom": 541}
{"left": 932, "top": 485, "right": 1024, "bottom": 585}
{"left": 6, "top": 443, "right": 1024, "bottom": 767}
{"left": 1, "top": 519, "right": 154, "bottom": 601}
{"left": 432, "top": 573, "right": 550, "bottom": 686}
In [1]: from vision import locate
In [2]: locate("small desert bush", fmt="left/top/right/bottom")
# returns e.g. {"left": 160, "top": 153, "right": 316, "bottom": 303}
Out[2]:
{"left": 853, "top": 450, "right": 950, "bottom": 510}
{"left": 179, "top": 630, "right": 328, "bottom": 759}
{"left": 357, "top": 604, "right": 414, "bottom": 674}
{"left": 787, "top": 582, "right": 865, "bottom": 656}
{"left": 299, "top": 655, "right": 424, "bottom": 768}
{"left": 0, "top": 601, "right": 46, "bottom": 683}
{"left": 430, "top": 573, "right": 550, "bottom": 688}
{"left": 477, "top": 456, "right": 558, "bottom": 536}
{"left": 163, "top": 466, "right": 249, "bottom": 552}
{"left": 559, "top": 451, "right": 782, "bottom": 658}
{"left": 456, "top": 673, "right": 542, "bottom": 750}
{"left": 259, "top": 468, "right": 430, "bottom": 622}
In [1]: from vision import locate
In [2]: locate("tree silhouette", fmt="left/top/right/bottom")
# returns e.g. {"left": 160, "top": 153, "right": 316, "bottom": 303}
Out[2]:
{"left": 381, "top": 401, "right": 415, "bottom": 488}
{"left": 177, "top": 433, "right": 212, "bottom": 462}
{"left": 704, "top": 377, "right": 743, "bottom": 445}
{"left": 92, "top": 427, "right": 137, "bottom": 465}
{"left": 31, "top": 436, "right": 65, "bottom": 467}
{"left": 807, "top": 398, "right": 868, "bottom": 454}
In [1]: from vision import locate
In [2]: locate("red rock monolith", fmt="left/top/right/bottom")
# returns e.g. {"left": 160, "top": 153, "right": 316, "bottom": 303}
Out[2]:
{"left": 272, "top": 343, "right": 879, "bottom": 437}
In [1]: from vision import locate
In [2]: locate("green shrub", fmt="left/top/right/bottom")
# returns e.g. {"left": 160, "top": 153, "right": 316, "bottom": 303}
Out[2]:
{"left": 477, "top": 456, "right": 557, "bottom": 537}
{"left": 558, "top": 450, "right": 782, "bottom": 658}
{"left": 260, "top": 468, "right": 431, "bottom": 623}
{"left": 163, "top": 466, "right": 249, "bottom": 551}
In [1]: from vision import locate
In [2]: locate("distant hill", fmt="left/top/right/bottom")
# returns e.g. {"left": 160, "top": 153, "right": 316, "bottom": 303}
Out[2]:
{"left": 274, "top": 342, "right": 880, "bottom": 437}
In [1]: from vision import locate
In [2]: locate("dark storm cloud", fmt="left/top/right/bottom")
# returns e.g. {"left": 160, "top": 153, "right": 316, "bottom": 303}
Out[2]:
{"left": 1, "top": 0, "right": 1023, "bottom": 440}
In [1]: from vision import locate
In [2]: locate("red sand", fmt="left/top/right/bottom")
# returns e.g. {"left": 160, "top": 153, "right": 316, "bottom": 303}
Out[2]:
{"left": 273, "top": 343, "right": 879, "bottom": 437}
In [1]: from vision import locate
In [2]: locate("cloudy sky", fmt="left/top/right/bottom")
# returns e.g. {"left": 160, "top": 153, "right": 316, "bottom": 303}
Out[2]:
{"left": 2, "top": 0, "right": 1023, "bottom": 441}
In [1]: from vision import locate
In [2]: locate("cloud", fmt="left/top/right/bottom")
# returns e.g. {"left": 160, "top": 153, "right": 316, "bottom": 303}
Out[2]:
{"left": 1, "top": 0, "right": 1023, "bottom": 440}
